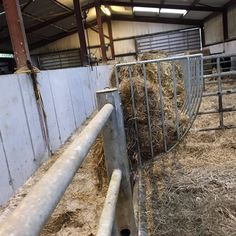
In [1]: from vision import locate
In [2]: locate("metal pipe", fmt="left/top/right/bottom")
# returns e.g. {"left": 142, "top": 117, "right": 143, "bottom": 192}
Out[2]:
{"left": 203, "top": 53, "right": 236, "bottom": 60}
{"left": 143, "top": 63, "right": 154, "bottom": 158}
{"left": 202, "top": 89, "right": 236, "bottom": 97}
{"left": 128, "top": 66, "right": 142, "bottom": 167}
{"left": 203, "top": 70, "right": 236, "bottom": 79}
{"left": 0, "top": 104, "right": 114, "bottom": 236}
{"left": 116, "top": 54, "right": 202, "bottom": 67}
{"left": 96, "top": 169, "right": 122, "bottom": 236}
{"left": 157, "top": 62, "right": 168, "bottom": 152}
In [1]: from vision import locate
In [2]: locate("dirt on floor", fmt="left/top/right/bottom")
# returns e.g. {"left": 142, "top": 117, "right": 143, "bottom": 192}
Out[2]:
{"left": 141, "top": 79, "right": 236, "bottom": 236}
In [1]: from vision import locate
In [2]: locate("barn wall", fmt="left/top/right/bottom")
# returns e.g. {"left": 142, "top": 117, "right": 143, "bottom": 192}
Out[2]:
{"left": 228, "top": 4, "right": 236, "bottom": 39}
{"left": 204, "top": 4, "right": 236, "bottom": 46}
{"left": 204, "top": 14, "right": 223, "bottom": 45}
{"left": 0, "top": 65, "right": 113, "bottom": 205}
{"left": 32, "top": 21, "right": 190, "bottom": 61}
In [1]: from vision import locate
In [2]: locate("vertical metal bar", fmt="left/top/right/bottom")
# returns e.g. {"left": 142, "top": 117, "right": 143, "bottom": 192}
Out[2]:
{"left": 115, "top": 66, "right": 120, "bottom": 89}
{"left": 128, "top": 66, "right": 142, "bottom": 167}
{"left": 142, "top": 63, "right": 154, "bottom": 158}
{"left": 96, "top": 169, "right": 122, "bottom": 236}
{"left": 3, "top": 0, "right": 30, "bottom": 69}
{"left": 199, "top": 27, "right": 203, "bottom": 50}
{"left": 96, "top": 89, "right": 137, "bottom": 235}
{"left": 73, "top": 0, "right": 88, "bottom": 66}
{"left": 223, "top": 10, "right": 229, "bottom": 41}
{"left": 172, "top": 62, "right": 180, "bottom": 139}
{"left": 157, "top": 62, "right": 168, "bottom": 152}
{"left": 186, "top": 57, "right": 192, "bottom": 116}
{"left": 217, "top": 57, "right": 224, "bottom": 128}
{"left": 96, "top": 6, "right": 107, "bottom": 63}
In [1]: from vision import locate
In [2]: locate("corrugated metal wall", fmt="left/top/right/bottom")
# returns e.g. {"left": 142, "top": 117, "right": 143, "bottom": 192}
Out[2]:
{"left": 0, "top": 65, "right": 113, "bottom": 205}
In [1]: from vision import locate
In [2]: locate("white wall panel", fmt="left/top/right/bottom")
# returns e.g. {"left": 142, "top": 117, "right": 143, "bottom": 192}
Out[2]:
{"left": 17, "top": 74, "right": 48, "bottom": 165}
{"left": 38, "top": 71, "right": 62, "bottom": 151}
{"left": 228, "top": 4, "right": 236, "bottom": 39}
{"left": 0, "top": 75, "right": 36, "bottom": 191}
{"left": 47, "top": 69, "right": 77, "bottom": 144}
{"left": 66, "top": 68, "right": 86, "bottom": 129}
{"left": 204, "top": 14, "right": 223, "bottom": 45}
{"left": 0, "top": 65, "right": 113, "bottom": 206}
{"left": 0, "top": 134, "right": 14, "bottom": 204}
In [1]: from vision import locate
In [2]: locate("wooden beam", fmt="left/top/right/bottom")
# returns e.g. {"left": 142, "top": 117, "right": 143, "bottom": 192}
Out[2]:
{"left": 29, "top": 19, "right": 97, "bottom": 50}
{"left": 73, "top": 0, "right": 88, "bottom": 66}
{"left": 96, "top": 6, "right": 107, "bottom": 63}
{"left": 90, "top": 26, "right": 109, "bottom": 39}
{"left": 222, "top": 10, "right": 228, "bottom": 41}
{"left": 100, "top": 0, "right": 224, "bottom": 12}
{"left": 111, "top": 14, "right": 203, "bottom": 26}
{"left": 3, "top": 0, "right": 30, "bottom": 69}
{"left": 107, "top": 19, "right": 115, "bottom": 60}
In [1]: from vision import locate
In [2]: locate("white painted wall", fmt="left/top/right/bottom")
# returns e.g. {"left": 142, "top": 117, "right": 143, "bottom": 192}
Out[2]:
{"left": 0, "top": 65, "right": 113, "bottom": 205}
{"left": 228, "top": 4, "right": 236, "bottom": 39}
{"left": 204, "top": 4, "right": 236, "bottom": 46}
{"left": 32, "top": 20, "right": 190, "bottom": 60}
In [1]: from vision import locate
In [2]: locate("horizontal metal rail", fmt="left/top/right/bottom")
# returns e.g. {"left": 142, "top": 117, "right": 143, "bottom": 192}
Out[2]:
{"left": 96, "top": 169, "right": 122, "bottom": 236}
{"left": 0, "top": 104, "right": 114, "bottom": 236}
{"left": 202, "top": 88, "right": 236, "bottom": 97}
{"left": 203, "top": 70, "right": 236, "bottom": 79}
{"left": 115, "top": 53, "right": 202, "bottom": 66}
{"left": 203, "top": 53, "right": 236, "bottom": 60}
{"left": 198, "top": 107, "right": 236, "bottom": 115}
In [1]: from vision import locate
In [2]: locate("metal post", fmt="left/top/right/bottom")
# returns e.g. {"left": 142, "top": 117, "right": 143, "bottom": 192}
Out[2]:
{"left": 96, "top": 6, "right": 107, "bottom": 63}
{"left": 217, "top": 57, "right": 224, "bottom": 128}
{"left": 73, "top": 0, "right": 89, "bottom": 66}
{"left": 107, "top": 19, "right": 115, "bottom": 60}
{"left": 97, "top": 169, "right": 122, "bottom": 236}
{"left": 3, "top": 0, "right": 30, "bottom": 69}
{"left": 96, "top": 88, "right": 137, "bottom": 235}
{"left": 222, "top": 10, "right": 228, "bottom": 42}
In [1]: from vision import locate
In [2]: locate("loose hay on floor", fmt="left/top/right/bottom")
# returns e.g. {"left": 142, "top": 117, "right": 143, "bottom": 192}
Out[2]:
{"left": 141, "top": 89, "right": 236, "bottom": 236}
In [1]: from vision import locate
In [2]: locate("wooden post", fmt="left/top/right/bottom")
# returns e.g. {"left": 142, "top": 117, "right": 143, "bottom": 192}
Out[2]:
{"left": 3, "top": 0, "right": 30, "bottom": 69}
{"left": 73, "top": 0, "right": 89, "bottom": 66}
{"left": 107, "top": 19, "right": 115, "bottom": 60}
{"left": 96, "top": 89, "right": 137, "bottom": 236}
{"left": 96, "top": 6, "right": 107, "bottom": 63}
{"left": 222, "top": 10, "right": 228, "bottom": 42}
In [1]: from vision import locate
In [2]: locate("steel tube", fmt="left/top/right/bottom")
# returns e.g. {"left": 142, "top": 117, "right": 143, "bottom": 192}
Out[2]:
{"left": 116, "top": 54, "right": 202, "bottom": 67}
{"left": 143, "top": 64, "right": 154, "bottom": 158}
{"left": 128, "top": 66, "right": 142, "bottom": 167}
{"left": 202, "top": 88, "right": 236, "bottom": 97}
{"left": 203, "top": 70, "right": 236, "bottom": 79}
{"left": 96, "top": 169, "right": 122, "bottom": 236}
{"left": 0, "top": 104, "right": 114, "bottom": 236}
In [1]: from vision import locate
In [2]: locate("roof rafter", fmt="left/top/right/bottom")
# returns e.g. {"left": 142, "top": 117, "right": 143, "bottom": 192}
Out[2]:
{"left": 100, "top": 0, "right": 224, "bottom": 12}
{"left": 111, "top": 14, "right": 203, "bottom": 26}
{"left": 30, "top": 19, "right": 98, "bottom": 49}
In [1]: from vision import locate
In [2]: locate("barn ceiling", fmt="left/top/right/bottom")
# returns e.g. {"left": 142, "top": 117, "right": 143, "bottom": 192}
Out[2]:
{"left": 0, "top": 0, "right": 234, "bottom": 52}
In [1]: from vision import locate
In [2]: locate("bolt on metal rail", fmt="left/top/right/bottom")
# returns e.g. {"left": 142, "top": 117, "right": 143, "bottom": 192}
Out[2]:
{"left": 0, "top": 89, "right": 137, "bottom": 236}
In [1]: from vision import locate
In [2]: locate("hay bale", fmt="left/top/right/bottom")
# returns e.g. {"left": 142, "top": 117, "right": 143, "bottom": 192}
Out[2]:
{"left": 93, "top": 51, "right": 188, "bottom": 186}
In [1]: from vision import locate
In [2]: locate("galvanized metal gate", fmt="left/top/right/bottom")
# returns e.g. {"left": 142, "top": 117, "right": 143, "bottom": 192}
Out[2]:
{"left": 135, "top": 28, "right": 202, "bottom": 55}
{"left": 115, "top": 54, "right": 203, "bottom": 166}
{"left": 37, "top": 49, "right": 82, "bottom": 70}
